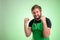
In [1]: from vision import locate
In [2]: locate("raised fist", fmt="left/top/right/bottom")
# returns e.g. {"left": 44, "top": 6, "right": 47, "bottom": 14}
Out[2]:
{"left": 40, "top": 16, "right": 46, "bottom": 21}
{"left": 24, "top": 18, "right": 29, "bottom": 24}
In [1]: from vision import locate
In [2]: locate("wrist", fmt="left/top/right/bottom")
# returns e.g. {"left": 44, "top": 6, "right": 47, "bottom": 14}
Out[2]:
{"left": 41, "top": 19, "right": 46, "bottom": 22}
{"left": 24, "top": 23, "right": 27, "bottom": 25}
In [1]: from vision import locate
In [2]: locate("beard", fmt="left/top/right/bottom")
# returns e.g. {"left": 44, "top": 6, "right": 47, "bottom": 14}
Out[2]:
{"left": 34, "top": 15, "right": 41, "bottom": 20}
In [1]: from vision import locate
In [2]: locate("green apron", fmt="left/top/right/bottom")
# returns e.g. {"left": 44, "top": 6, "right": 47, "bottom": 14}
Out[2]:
{"left": 31, "top": 20, "right": 49, "bottom": 40}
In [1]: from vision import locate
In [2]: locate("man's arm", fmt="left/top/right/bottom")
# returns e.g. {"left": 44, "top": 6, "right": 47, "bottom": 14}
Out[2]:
{"left": 24, "top": 18, "right": 31, "bottom": 37}
{"left": 41, "top": 16, "right": 51, "bottom": 38}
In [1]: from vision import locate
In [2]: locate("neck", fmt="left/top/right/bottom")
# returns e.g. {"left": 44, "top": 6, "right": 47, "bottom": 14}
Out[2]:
{"left": 35, "top": 18, "right": 41, "bottom": 21}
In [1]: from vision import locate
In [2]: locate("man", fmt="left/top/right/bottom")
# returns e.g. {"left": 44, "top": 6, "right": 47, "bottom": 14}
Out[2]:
{"left": 24, "top": 5, "right": 52, "bottom": 40}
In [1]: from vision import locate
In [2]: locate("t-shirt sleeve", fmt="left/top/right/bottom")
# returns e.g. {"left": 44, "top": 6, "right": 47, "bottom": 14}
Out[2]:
{"left": 29, "top": 19, "right": 34, "bottom": 27}
{"left": 46, "top": 18, "right": 52, "bottom": 28}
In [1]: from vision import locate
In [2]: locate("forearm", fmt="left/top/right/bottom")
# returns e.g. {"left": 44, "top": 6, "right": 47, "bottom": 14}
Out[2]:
{"left": 24, "top": 24, "right": 31, "bottom": 37}
{"left": 42, "top": 20, "right": 50, "bottom": 38}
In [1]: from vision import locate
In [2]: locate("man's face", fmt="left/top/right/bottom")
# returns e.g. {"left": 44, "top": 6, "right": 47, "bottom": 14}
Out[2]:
{"left": 32, "top": 8, "right": 41, "bottom": 19}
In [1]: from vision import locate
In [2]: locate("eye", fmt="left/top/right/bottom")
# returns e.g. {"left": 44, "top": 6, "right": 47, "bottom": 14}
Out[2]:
{"left": 33, "top": 12, "right": 35, "bottom": 14}
{"left": 36, "top": 11, "right": 38, "bottom": 13}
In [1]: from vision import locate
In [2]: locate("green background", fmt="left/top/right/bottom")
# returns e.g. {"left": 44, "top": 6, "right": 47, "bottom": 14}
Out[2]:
{"left": 0, "top": 0, "right": 60, "bottom": 40}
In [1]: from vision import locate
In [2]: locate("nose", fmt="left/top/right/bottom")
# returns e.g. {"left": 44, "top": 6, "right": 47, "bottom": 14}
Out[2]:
{"left": 35, "top": 12, "right": 37, "bottom": 16}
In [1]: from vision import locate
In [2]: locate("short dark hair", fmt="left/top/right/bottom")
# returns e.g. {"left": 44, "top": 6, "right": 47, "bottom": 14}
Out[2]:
{"left": 31, "top": 5, "right": 42, "bottom": 11}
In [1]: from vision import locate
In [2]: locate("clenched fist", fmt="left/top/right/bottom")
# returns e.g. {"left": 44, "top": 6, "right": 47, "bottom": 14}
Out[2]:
{"left": 40, "top": 16, "right": 46, "bottom": 22}
{"left": 24, "top": 18, "right": 29, "bottom": 24}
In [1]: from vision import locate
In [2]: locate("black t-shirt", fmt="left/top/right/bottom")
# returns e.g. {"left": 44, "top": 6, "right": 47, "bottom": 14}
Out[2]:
{"left": 29, "top": 18, "right": 52, "bottom": 28}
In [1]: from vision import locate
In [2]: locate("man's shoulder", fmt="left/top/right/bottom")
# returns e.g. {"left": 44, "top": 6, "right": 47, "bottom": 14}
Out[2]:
{"left": 46, "top": 17, "right": 52, "bottom": 28}
{"left": 46, "top": 17, "right": 51, "bottom": 21}
{"left": 29, "top": 19, "right": 34, "bottom": 27}
{"left": 30, "top": 19, "right": 34, "bottom": 23}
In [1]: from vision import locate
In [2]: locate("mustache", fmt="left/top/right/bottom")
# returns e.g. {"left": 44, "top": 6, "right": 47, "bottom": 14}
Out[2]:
{"left": 34, "top": 15, "right": 41, "bottom": 19}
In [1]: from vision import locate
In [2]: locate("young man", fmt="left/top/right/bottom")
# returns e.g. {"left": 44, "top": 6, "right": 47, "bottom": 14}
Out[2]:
{"left": 24, "top": 5, "right": 52, "bottom": 40}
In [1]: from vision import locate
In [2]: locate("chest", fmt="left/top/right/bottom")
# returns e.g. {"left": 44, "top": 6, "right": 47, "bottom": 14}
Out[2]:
{"left": 31, "top": 22, "right": 43, "bottom": 32}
